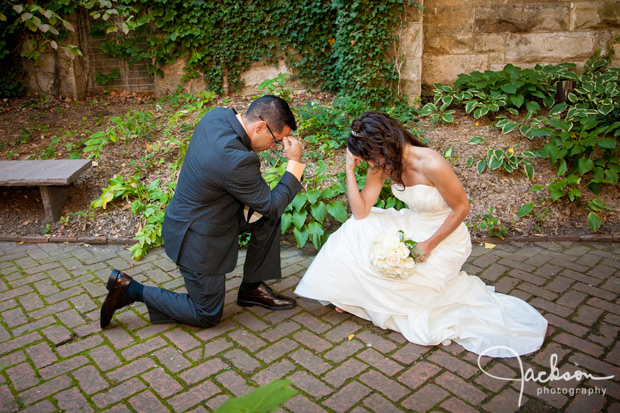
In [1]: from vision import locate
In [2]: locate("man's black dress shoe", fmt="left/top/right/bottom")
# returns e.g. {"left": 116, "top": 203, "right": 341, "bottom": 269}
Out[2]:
{"left": 100, "top": 270, "right": 134, "bottom": 328}
{"left": 237, "top": 282, "right": 296, "bottom": 310}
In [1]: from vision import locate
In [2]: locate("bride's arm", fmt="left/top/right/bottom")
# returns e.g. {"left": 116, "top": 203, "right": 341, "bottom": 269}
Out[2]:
{"left": 416, "top": 154, "right": 470, "bottom": 259}
{"left": 346, "top": 149, "right": 385, "bottom": 219}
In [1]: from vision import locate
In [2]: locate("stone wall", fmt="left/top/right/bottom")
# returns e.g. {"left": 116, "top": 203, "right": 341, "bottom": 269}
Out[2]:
{"left": 154, "top": 59, "right": 306, "bottom": 97}
{"left": 397, "top": 4, "right": 425, "bottom": 99}
{"left": 421, "top": 0, "right": 620, "bottom": 87}
{"left": 22, "top": 0, "right": 620, "bottom": 100}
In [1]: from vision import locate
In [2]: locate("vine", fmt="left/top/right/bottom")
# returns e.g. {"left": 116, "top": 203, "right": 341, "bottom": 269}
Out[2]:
{"left": 101, "top": 0, "right": 415, "bottom": 104}
{"left": 0, "top": 0, "right": 130, "bottom": 97}
{"left": 2, "top": 0, "right": 417, "bottom": 105}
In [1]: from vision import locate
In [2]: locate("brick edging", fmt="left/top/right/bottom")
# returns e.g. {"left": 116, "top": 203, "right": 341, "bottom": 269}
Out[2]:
{"left": 0, "top": 235, "right": 135, "bottom": 244}
{"left": 473, "top": 234, "right": 617, "bottom": 243}
{"left": 0, "top": 234, "right": 618, "bottom": 245}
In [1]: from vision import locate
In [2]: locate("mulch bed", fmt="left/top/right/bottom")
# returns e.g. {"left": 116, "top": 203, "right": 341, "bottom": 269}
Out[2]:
{"left": 1, "top": 92, "right": 618, "bottom": 251}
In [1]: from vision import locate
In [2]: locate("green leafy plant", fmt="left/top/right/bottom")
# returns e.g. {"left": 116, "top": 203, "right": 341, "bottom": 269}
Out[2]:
{"left": 475, "top": 207, "right": 510, "bottom": 239}
{"left": 94, "top": 67, "right": 120, "bottom": 86}
{"left": 161, "top": 97, "right": 216, "bottom": 174}
{"left": 257, "top": 73, "right": 293, "bottom": 101}
{"left": 267, "top": 161, "right": 348, "bottom": 250}
{"left": 423, "top": 63, "right": 573, "bottom": 122}
{"left": 522, "top": 48, "right": 619, "bottom": 233}
{"left": 296, "top": 96, "right": 418, "bottom": 156}
{"left": 91, "top": 174, "right": 175, "bottom": 259}
{"left": 83, "top": 109, "right": 156, "bottom": 159}
{"left": 83, "top": 129, "right": 116, "bottom": 160}
{"left": 516, "top": 200, "right": 552, "bottom": 233}
{"left": 420, "top": 62, "right": 586, "bottom": 135}
{"left": 427, "top": 45, "right": 618, "bottom": 234}
{"left": 419, "top": 101, "right": 454, "bottom": 124}
{"left": 442, "top": 146, "right": 458, "bottom": 165}
{"left": 586, "top": 199, "right": 612, "bottom": 232}
{"left": 109, "top": 109, "right": 156, "bottom": 141}
{"left": 466, "top": 136, "right": 536, "bottom": 179}
{"left": 296, "top": 96, "right": 372, "bottom": 154}
{"left": 214, "top": 379, "right": 297, "bottom": 413}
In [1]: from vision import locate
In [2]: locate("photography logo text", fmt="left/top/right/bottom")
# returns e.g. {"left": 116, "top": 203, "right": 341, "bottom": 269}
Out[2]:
{"left": 478, "top": 346, "right": 614, "bottom": 407}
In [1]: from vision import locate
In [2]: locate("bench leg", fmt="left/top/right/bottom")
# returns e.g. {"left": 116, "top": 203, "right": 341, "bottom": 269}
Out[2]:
{"left": 40, "top": 186, "right": 70, "bottom": 223}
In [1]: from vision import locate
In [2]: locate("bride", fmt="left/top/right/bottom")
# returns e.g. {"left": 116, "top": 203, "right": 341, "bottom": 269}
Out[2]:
{"left": 294, "top": 111, "right": 547, "bottom": 357}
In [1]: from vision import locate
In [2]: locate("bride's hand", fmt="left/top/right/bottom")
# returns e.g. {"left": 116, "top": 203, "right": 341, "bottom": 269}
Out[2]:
{"left": 346, "top": 148, "right": 362, "bottom": 172}
{"left": 415, "top": 240, "right": 433, "bottom": 262}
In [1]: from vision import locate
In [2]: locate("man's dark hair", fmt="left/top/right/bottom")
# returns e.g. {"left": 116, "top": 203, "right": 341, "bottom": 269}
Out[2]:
{"left": 246, "top": 95, "right": 297, "bottom": 133}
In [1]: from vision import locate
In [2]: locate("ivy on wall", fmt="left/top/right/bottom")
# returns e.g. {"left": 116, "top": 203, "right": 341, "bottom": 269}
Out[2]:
{"left": 0, "top": 0, "right": 131, "bottom": 97}
{"left": 1, "top": 0, "right": 416, "bottom": 104}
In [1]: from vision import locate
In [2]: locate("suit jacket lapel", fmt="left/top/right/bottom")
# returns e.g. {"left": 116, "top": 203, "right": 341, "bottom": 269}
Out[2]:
{"left": 226, "top": 108, "right": 252, "bottom": 152}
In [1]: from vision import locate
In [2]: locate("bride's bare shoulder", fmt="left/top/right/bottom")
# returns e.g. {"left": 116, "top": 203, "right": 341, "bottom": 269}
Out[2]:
{"left": 414, "top": 146, "right": 444, "bottom": 164}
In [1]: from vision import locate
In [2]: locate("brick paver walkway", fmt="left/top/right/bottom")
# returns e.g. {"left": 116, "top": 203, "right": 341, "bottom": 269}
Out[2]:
{"left": 0, "top": 240, "right": 618, "bottom": 412}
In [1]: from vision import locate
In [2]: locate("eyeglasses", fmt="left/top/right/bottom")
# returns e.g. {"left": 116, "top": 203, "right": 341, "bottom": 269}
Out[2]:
{"left": 258, "top": 115, "right": 278, "bottom": 145}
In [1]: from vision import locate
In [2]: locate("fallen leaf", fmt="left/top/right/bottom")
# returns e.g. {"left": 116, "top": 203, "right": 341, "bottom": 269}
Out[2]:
{"left": 348, "top": 334, "right": 355, "bottom": 341}
{"left": 484, "top": 242, "right": 496, "bottom": 249}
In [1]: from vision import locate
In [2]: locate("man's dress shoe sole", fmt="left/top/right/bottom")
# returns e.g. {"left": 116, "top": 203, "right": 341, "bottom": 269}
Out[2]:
{"left": 237, "top": 299, "right": 295, "bottom": 310}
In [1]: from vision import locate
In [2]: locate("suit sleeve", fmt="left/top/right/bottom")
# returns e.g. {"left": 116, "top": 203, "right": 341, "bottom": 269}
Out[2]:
{"left": 225, "top": 155, "right": 302, "bottom": 219}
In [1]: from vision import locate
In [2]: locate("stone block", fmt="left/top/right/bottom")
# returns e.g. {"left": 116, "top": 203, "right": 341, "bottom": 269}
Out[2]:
{"left": 422, "top": 54, "right": 488, "bottom": 86}
{"left": 402, "top": 57, "right": 422, "bottom": 97}
{"left": 423, "top": 4, "right": 475, "bottom": 31}
{"left": 474, "top": 33, "right": 508, "bottom": 53}
{"left": 506, "top": 32, "right": 596, "bottom": 62}
{"left": 154, "top": 59, "right": 207, "bottom": 97}
{"left": 403, "top": 22, "right": 424, "bottom": 58}
{"left": 26, "top": 50, "right": 77, "bottom": 98}
{"left": 405, "top": 2, "right": 424, "bottom": 24}
{"left": 475, "top": 4, "right": 570, "bottom": 33}
{"left": 240, "top": 60, "right": 304, "bottom": 95}
{"left": 424, "top": 30, "right": 476, "bottom": 54}
{"left": 572, "top": 2, "right": 620, "bottom": 30}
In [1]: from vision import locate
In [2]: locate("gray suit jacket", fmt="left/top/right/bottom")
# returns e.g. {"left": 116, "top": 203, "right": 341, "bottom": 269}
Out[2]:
{"left": 162, "top": 107, "right": 302, "bottom": 274}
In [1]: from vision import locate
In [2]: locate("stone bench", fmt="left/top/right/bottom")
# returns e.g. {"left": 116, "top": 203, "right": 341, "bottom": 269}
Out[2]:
{"left": 0, "top": 159, "right": 92, "bottom": 223}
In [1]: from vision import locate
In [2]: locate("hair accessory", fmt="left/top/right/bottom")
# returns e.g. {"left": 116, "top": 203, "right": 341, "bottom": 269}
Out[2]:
{"left": 351, "top": 130, "right": 364, "bottom": 138}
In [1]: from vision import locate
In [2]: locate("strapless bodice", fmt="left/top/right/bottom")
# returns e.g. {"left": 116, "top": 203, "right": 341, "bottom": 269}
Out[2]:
{"left": 392, "top": 185, "right": 450, "bottom": 215}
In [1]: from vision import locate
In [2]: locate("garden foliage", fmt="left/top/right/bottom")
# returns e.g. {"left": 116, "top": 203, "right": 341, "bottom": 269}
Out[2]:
{"left": 90, "top": 93, "right": 215, "bottom": 259}
{"left": 0, "top": 0, "right": 123, "bottom": 97}
{"left": 420, "top": 45, "right": 619, "bottom": 232}
{"left": 1, "top": 0, "right": 419, "bottom": 106}
{"left": 214, "top": 379, "right": 297, "bottom": 413}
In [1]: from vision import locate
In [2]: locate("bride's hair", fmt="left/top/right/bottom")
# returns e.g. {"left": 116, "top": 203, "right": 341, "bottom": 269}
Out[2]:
{"left": 348, "top": 111, "right": 427, "bottom": 186}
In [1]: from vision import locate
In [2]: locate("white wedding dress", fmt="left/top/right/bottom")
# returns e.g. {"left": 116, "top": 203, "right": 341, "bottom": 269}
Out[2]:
{"left": 295, "top": 185, "right": 547, "bottom": 357}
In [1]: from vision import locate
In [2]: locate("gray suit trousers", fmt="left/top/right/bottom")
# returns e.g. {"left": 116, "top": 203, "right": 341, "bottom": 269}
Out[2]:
{"left": 143, "top": 214, "right": 282, "bottom": 328}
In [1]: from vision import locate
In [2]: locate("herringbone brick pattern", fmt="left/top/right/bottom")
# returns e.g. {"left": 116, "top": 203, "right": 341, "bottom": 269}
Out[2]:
{"left": 0, "top": 241, "right": 618, "bottom": 412}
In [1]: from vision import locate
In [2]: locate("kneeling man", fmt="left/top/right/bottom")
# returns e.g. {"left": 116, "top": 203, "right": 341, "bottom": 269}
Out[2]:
{"left": 100, "top": 95, "right": 304, "bottom": 328}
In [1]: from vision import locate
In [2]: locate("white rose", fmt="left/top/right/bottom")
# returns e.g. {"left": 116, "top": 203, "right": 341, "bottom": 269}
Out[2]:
{"left": 383, "top": 231, "right": 401, "bottom": 249}
{"left": 401, "top": 258, "right": 416, "bottom": 270}
{"left": 386, "top": 253, "right": 400, "bottom": 266}
{"left": 371, "top": 244, "right": 389, "bottom": 260}
{"left": 369, "top": 230, "right": 417, "bottom": 280}
{"left": 396, "top": 243, "right": 410, "bottom": 259}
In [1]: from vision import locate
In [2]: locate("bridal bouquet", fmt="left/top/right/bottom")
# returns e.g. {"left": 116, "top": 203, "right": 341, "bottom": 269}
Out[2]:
{"left": 369, "top": 230, "right": 419, "bottom": 279}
